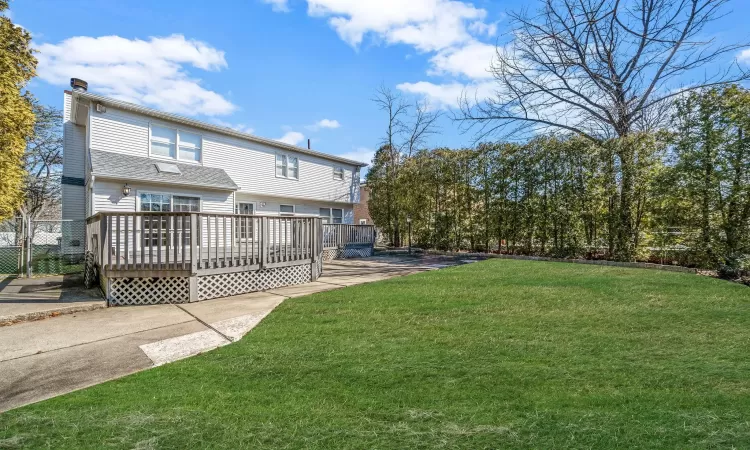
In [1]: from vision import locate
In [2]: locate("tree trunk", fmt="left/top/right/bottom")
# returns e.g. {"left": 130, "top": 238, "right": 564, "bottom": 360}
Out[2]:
{"left": 616, "top": 144, "right": 636, "bottom": 260}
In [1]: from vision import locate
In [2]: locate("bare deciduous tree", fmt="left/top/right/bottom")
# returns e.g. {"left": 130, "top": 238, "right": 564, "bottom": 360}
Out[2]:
{"left": 405, "top": 99, "right": 443, "bottom": 157}
{"left": 457, "top": 0, "right": 749, "bottom": 258}
{"left": 370, "top": 85, "right": 442, "bottom": 246}
{"left": 21, "top": 103, "right": 63, "bottom": 220}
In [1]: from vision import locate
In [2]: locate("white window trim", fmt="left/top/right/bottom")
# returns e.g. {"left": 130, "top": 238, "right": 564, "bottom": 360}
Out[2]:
{"left": 136, "top": 190, "right": 203, "bottom": 212}
{"left": 149, "top": 122, "right": 204, "bottom": 165}
{"left": 279, "top": 204, "right": 296, "bottom": 216}
{"left": 320, "top": 207, "right": 344, "bottom": 224}
{"left": 275, "top": 153, "right": 300, "bottom": 180}
{"left": 359, "top": 219, "right": 367, "bottom": 225}
{"left": 235, "top": 201, "right": 257, "bottom": 215}
{"left": 333, "top": 166, "right": 344, "bottom": 181}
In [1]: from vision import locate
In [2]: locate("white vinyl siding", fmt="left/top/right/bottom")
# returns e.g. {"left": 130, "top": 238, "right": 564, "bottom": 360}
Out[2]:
{"left": 93, "top": 180, "right": 233, "bottom": 215}
{"left": 62, "top": 185, "right": 85, "bottom": 221}
{"left": 63, "top": 93, "right": 86, "bottom": 178}
{"left": 87, "top": 103, "right": 360, "bottom": 202}
{"left": 235, "top": 194, "right": 354, "bottom": 222}
{"left": 62, "top": 93, "right": 87, "bottom": 221}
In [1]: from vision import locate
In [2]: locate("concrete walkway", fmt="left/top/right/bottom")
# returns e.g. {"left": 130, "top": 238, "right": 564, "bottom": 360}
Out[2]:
{"left": 0, "top": 274, "right": 105, "bottom": 326}
{"left": 0, "top": 255, "right": 469, "bottom": 412}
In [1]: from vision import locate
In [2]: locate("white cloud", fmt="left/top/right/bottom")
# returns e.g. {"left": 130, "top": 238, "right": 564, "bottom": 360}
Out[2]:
{"left": 211, "top": 119, "right": 255, "bottom": 134}
{"left": 739, "top": 48, "right": 750, "bottom": 63}
{"left": 317, "top": 118, "right": 341, "bottom": 129}
{"left": 428, "top": 41, "right": 496, "bottom": 79}
{"left": 263, "top": 0, "right": 502, "bottom": 111}
{"left": 36, "top": 34, "right": 236, "bottom": 116}
{"left": 262, "top": 0, "right": 290, "bottom": 12}
{"left": 305, "top": 0, "right": 488, "bottom": 52}
{"left": 306, "top": 118, "right": 341, "bottom": 131}
{"left": 468, "top": 20, "right": 497, "bottom": 36}
{"left": 276, "top": 131, "right": 306, "bottom": 146}
{"left": 336, "top": 147, "right": 375, "bottom": 165}
{"left": 397, "top": 80, "right": 495, "bottom": 109}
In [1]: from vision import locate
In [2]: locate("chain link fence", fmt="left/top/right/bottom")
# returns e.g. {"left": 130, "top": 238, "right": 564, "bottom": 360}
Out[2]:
{"left": 0, "top": 217, "right": 85, "bottom": 276}
{"left": 0, "top": 218, "right": 23, "bottom": 274}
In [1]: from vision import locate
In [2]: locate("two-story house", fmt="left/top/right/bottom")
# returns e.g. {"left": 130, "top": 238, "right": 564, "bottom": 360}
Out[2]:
{"left": 62, "top": 79, "right": 371, "bottom": 306}
{"left": 62, "top": 80, "right": 366, "bottom": 226}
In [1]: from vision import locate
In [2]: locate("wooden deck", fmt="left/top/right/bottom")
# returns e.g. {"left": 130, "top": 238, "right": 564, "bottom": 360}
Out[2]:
{"left": 86, "top": 213, "right": 376, "bottom": 278}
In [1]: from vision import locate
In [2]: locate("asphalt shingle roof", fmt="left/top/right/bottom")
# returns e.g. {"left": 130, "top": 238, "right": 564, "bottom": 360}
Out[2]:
{"left": 90, "top": 150, "right": 238, "bottom": 191}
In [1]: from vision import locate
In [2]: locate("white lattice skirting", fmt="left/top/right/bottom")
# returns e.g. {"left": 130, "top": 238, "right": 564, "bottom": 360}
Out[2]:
{"left": 105, "top": 263, "right": 315, "bottom": 305}
{"left": 323, "top": 246, "right": 374, "bottom": 261}
{"left": 108, "top": 277, "right": 190, "bottom": 306}
{"left": 197, "top": 264, "right": 312, "bottom": 301}
{"left": 322, "top": 248, "right": 339, "bottom": 261}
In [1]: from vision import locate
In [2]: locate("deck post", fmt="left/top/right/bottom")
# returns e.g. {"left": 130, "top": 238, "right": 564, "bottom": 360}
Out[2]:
{"left": 99, "top": 214, "right": 107, "bottom": 273}
{"left": 190, "top": 213, "right": 199, "bottom": 274}
{"left": 260, "top": 217, "right": 268, "bottom": 269}
{"left": 189, "top": 213, "right": 199, "bottom": 302}
{"left": 189, "top": 276, "right": 198, "bottom": 302}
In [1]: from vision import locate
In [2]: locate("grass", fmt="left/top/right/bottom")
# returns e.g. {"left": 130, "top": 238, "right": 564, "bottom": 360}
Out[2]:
{"left": 2, "top": 259, "right": 750, "bottom": 449}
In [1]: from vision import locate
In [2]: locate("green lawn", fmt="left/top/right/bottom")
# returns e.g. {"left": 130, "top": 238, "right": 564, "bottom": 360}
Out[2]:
{"left": 2, "top": 259, "right": 750, "bottom": 449}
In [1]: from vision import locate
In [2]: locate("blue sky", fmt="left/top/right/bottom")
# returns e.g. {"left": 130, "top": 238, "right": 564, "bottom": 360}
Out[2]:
{"left": 7, "top": 0, "right": 750, "bottom": 169}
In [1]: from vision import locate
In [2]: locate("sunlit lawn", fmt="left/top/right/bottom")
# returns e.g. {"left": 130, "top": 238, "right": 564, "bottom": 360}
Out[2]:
{"left": 2, "top": 259, "right": 749, "bottom": 449}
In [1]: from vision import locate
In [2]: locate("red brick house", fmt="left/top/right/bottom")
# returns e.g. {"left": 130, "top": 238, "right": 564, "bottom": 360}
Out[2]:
{"left": 353, "top": 183, "right": 372, "bottom": 225}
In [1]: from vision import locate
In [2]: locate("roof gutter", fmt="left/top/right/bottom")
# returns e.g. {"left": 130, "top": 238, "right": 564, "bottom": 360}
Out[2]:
{"left": 74, "top": 91, "right": 369, "bottom": 168}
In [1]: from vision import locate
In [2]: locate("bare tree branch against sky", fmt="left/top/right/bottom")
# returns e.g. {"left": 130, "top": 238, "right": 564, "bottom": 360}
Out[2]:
{"left": 456, "top": 0, "right": 750, "bottom": 142}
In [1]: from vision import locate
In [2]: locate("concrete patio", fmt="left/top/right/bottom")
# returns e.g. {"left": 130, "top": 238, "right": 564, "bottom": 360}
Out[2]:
{"left": 0, "top": 274, "right": 105, "bottom": 326}
{"left": 0, "top": 254, "right": 475, "bottom": 412}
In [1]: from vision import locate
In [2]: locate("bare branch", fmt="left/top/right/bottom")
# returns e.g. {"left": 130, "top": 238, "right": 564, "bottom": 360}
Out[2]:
{"left": 455, "top": 0, "right": 750, "bottom": 141}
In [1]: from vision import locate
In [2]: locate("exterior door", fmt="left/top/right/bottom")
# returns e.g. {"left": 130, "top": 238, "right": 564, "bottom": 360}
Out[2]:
{"left": 235, "top": 202, "right": 255, "bottom": 240}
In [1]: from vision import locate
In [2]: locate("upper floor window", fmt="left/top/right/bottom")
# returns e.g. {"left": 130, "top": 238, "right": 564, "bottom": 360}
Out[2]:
{"left": 150, "top": 126, "right": 176, "bottom": 159}
{"left": 178, "top": 132, "right": 202, "bottom": 162}
{"left": 333, "top": 166, "right": 344, "bottom": 180}
{"left": 276, "top": 154, "right": 299, "bottom": 179}
{"left": 150, "top": 124, "right": 202, "bottom": 163}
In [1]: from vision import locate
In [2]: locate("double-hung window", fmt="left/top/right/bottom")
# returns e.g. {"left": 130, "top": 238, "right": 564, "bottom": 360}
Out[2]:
{"left": 333, "top": 166, "right": 344, "bottom": 180}
{"left": 332, "top": 208, "right": 343, "bottom": 224}
{"left": 319, "top": 207, "right": 343, "bottom": 224}
{"left": 150, "top": 126, "right": 176, "bottom": 159}
{"left": 178, "top": 132, "right": 202, "bottom": 162}
{"left": 150, "top": 124, "right": 202, "bottom": 163}
{"left": 276, "top": 154, "right": 299, "bottom": 179}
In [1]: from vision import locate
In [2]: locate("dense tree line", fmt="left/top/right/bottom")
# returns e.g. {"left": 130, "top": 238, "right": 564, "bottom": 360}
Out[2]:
{"left": 367, "top": 86, "right": 750, "bottom": 271}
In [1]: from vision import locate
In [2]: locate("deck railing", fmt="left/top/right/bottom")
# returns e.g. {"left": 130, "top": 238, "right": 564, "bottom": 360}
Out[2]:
{"left": 85, "top": 212, "right": 322, "bottom": 276}
{"left": 322, "top": 224, "right": 376, "bottom": 249}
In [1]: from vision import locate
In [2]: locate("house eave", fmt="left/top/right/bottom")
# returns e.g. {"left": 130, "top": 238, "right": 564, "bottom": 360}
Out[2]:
{"left": 234, "top": 189, "right": 358, "bottom": 205}
{"left": 73, "top": 91, "right": 369, "bottom": 168}
{"left": 92, "top": 173, "right": 239, "bottom": 192}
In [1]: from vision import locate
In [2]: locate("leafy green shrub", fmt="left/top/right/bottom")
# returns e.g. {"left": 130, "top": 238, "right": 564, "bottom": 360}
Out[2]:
{"left": 717, "top": 254, "right": 750, "bottom": 280}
